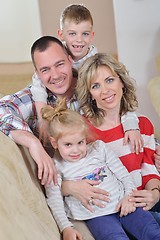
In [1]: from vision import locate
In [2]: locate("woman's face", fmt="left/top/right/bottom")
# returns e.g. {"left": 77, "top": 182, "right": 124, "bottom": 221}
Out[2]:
{"left": 90, "top": 65, "right": 124, "bottom": 113}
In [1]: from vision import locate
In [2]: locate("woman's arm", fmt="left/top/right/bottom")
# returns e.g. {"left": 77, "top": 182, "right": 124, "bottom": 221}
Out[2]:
{"left": 154, "top": 145, "right": 160, "bottom": 172}
{"left": 129, "top": 178, "right": 160, "bottom": 210}
{"left": 62, "top": 179, "right": 110, "bottom": 212}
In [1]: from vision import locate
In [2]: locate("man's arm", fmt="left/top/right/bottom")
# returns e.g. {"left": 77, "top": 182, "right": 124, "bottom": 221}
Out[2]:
{"left": 0, "top": 89, "right": 57, "bottom": 185}
{"left": 11, "top": 130, "right": 57, "bottom": 186}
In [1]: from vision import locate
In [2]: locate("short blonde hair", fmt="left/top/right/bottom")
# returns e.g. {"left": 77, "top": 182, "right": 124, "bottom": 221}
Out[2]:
{"left": 60, "top": 4, "right": 93, "bottom": 30}
{"left": 76, "top": 53, "right": 138, "bottom": 126}
{"left": 41, "top": 98, "right": 89, "bottom": 141}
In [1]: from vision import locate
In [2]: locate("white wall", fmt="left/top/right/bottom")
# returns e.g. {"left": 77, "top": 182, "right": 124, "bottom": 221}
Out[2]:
{"left": 113, "top": 0, "right": 160, "bottom": 134}
{"left": 38, "top": 0, "right": 117, "bottom": 55}
{"left": 0, "top": 0, "right": 42, "bottom": 63}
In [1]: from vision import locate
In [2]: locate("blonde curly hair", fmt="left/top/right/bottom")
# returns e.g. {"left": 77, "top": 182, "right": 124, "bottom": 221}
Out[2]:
{"left": 76, "top": 53, "right": 138, "bottom": 126}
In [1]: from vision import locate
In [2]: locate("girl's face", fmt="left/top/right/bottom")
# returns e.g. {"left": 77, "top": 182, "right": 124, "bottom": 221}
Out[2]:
{"left": 90, "top": 65, "right": 124, "bottom": 113}
{"left": 51, "top": 130, "right": 87, "bottom": 162}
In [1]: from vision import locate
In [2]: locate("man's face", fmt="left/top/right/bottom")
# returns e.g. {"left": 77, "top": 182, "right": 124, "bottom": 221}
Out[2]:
{"left": 34, "top": 42, "right": 74, "bottom": 98}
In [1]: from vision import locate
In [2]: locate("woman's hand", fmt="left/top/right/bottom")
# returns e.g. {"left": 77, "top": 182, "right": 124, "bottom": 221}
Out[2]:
{"left": 128, "top": 189, "right": 159, "bottom": 210}
{"left": 62, "top": 179, "right": 110, "bottom": 212}
{"left": 63, "top": 227, "right": 82, "bottom": 240}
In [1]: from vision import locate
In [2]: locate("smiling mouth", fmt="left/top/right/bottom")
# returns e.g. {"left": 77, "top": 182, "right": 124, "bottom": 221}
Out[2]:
{"left": 50, "top": 79, "right": 64, "bottom": 85}
{"left": 72, "top": 45, "right": 84, "bottom": 49}
{"left": 103, "top": 94, "right": 115, "bottom": 102}
{"left": 70, "top": 154, "right": 81, "bottom": 159}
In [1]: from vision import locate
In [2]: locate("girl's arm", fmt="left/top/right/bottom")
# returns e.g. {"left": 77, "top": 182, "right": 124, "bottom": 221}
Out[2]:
{"left": 46, "top": 179, "right": 74, "bottom": 233}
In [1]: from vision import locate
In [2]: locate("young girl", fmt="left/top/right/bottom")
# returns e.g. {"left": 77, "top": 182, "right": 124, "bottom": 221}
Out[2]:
{"left": 42, "top": 98, "right": 160, "bottom": 240}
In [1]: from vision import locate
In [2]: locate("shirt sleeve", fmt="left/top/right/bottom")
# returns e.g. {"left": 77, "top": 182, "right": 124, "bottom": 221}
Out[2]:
{"left": 45, "top": 173, "right": 74, "bottom": 232}
{"left": 139, "top": 116, "right": 160, "bottom": 188}
{"left": 121, "top": 111, "right": 139, "bottom": 132}
{"left": 30, "top": 73, "right": 48, "bottom": 103}
{"left": 0, "top": 89, "right": 34, "bottom": 138}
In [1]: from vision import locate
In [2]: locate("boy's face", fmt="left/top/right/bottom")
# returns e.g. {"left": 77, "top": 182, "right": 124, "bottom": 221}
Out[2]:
{"left": 58, "top": 20, "right": 94, "bottom": 62}
{"left": 34, "top": 42, "right": 75, "bottom": 99}
{"left": 50, "top": 130, "right": 87, "bottom": 162}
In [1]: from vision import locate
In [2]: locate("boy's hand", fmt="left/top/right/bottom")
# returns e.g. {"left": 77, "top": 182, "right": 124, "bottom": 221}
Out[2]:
{"left": 123, "top": 129, "right": 143, "bottom": 154}
{"left": 63, "top": 227, "right": 83, "bottom": 240}
{"left": 116, "top": 195, "right": 136, "bottom": 217}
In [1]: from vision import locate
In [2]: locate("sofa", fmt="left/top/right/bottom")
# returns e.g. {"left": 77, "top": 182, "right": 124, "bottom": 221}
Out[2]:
{"left": 0, "top": 131, "right": 61, "bottom": 240}
{"left": 0, "top": 63, "right": 62, "bottom": 239}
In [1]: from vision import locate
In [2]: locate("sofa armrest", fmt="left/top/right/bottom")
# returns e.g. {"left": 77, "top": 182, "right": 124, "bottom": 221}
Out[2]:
{"left": 0, "top": 131, "right": 60, "bottom": 240}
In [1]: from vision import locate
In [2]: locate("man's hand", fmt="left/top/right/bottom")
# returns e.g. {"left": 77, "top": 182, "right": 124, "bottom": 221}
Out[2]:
{"left": 29, "top": 138, "right": 57, "bottom": 186}
{"left": 11, "top": 130, "right": 57, "bottom": 186}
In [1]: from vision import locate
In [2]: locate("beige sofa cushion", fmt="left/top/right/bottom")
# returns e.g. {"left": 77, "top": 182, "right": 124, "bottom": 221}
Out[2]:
{"left": 148, "top": 76, "right": 160, "bottom": 119}
{"left": 0, "top": 131, "right": 60, "bottom": 240}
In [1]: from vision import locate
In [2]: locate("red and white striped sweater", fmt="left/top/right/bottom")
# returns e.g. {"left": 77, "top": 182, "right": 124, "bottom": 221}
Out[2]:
{"left": 87, "top": 116, "right": 160, "bottom": 189}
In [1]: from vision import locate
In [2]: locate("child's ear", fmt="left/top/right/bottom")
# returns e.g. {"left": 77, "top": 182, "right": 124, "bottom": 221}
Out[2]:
{"left": 57, "top": 29, "right": 64, "bottom": 41}
{"left": 50, "top": 137, "right": 58, "bottom": 149}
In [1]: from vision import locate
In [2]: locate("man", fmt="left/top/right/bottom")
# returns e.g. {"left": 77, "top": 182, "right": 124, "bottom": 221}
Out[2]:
{"left": 0, "top": 35, "right": 160, "bottom": 188}
{"left": 0, "top": 36, "right": 78, "bottom": 186}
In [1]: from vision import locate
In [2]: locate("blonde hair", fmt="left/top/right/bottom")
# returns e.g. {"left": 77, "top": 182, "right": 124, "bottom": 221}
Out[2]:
{"left": 41, "top": 98, "right": 89, "bottom": 140}
{"left": 60, "top": 4, "right": 93, "bottom": 30}
{"left": 76, "top": 53, "right": 138, "bottom": 126}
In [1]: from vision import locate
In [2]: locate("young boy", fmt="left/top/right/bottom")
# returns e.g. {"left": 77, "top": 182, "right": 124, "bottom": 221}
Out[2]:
{"left": 31, "top": 4, "right": 142, "bottom": 153}
{"left": 42, "top": 98, "right": 160, "bottom": 240}
{"left": 30, "top": 4, "right": 98, "bottom": 144}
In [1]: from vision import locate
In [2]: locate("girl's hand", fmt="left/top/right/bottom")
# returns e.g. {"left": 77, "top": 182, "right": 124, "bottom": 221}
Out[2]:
{"left": 62, "top": 179, "right": 110, "bottom": 212}
{"left": 116, "top": 195, "right": 136, "bottom": 217}
{"left": 128, "top": 189, "right": 159, "bottom": 210}
{"left": 63, "top": 227, "right": 82, "bottom": 240}
{"left": 123, "top": 129, "right": 143, "bottom": 154}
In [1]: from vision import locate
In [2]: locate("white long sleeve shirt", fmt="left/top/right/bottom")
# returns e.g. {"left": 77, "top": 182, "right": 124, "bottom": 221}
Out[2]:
{"left": 46, "top": 140, "right": 136, "bottom": 232}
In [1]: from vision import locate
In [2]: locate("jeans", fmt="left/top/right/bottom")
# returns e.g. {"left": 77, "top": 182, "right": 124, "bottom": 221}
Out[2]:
{"left": 150, "top": 200, "right": 160, "bottom": 225}
{"left": 85, "top": 208, "right": 160, "bottom": 240}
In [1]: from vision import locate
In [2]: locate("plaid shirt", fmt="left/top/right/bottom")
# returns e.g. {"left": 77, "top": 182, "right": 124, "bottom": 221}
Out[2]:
{"left": 0, "top": 86, "right": 79, "bottom": 138}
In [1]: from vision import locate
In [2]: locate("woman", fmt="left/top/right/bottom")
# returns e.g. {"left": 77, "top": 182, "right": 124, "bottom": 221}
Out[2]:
{"left": 62, "top": 53, "right": 160, "bottom": 218}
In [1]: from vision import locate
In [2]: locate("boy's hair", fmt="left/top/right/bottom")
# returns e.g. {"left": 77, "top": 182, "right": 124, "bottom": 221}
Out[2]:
{"left": 76, "top": 53, "right": 138, "bottom": 127}
{"left": 60, "top": 4, "right": 93, "bottom": 30}
{"left": 31, "top": 36, "right": 65, "bottom": 67}
{"left": 41, "top": 98, "right": 89, "bottom": 141}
